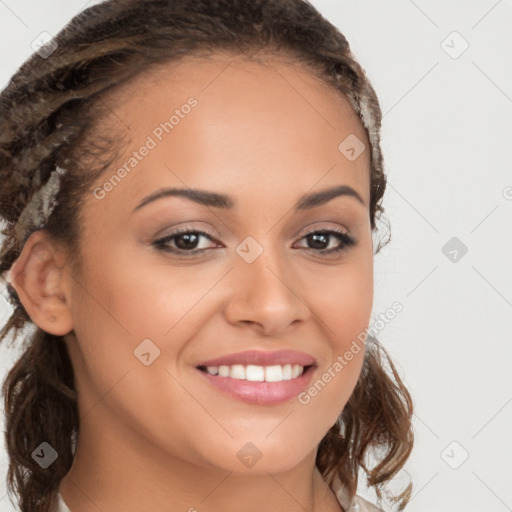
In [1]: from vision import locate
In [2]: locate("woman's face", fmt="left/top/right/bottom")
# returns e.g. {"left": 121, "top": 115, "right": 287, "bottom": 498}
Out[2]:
{"left": 63, "top": 54, "right": 373, "bottom": 474}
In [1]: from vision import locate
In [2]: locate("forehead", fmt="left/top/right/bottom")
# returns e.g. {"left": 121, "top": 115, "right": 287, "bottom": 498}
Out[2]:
{"left": 88, "top": 54, "right": 371, "bottom": 217}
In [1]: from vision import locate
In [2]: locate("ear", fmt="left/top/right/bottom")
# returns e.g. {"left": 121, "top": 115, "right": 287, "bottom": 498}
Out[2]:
{"left": 8, "top": 230, "right": 73, "bottom": 336}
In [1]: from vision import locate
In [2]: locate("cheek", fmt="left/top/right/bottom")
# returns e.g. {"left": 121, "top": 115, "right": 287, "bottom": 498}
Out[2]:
{"left": 67, "top": 242, "right": 230, "bottom": 410}
{"left": 301, "top": 254, "right": 373, "bottom": 420}
{"left": 66, "top": 247, "right": 213, "bottom": 449}
{"left": 73, "top": 242, "right": 218, "bottom": 340}
{"left": 325, "top": 274, "right": 373, "bottom": 348}
{"left": 312, "top": 251, "right": 373, "bottom": 347}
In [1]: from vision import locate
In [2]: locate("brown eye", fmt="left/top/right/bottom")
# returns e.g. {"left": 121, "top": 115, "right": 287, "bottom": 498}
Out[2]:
{"left": 152, "top": 227, "right": 356, "bottom": 257}
{"left": 295, "top": 229, "right": 356, "bottom": 255}
{"left": 153, "top": 229, "right": 220, "bottom": 254}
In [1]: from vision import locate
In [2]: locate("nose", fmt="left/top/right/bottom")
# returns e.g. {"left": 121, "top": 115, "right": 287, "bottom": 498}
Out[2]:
{"left": 223, "top": 244, "right": 311, "bottom": 336}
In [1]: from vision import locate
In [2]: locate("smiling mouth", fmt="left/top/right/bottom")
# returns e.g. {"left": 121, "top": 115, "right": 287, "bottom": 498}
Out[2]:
{"left": 195, "top": 362, "right": 317, "bottom": 405}
{"left": 196, "top": 363, "right": 315, "bottom": 383}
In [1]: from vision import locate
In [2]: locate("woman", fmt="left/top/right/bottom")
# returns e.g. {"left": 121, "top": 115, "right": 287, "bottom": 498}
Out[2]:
{"left": 0, "top": 1, "right": 413, "bottom": 511}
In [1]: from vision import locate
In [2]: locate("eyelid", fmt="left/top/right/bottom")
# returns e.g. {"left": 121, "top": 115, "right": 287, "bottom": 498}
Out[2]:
{"left": 299, "top": 223, "right": 350, "bottom": 237}
{"left": 153, "top": 225, "right": 221, "bottom": 248}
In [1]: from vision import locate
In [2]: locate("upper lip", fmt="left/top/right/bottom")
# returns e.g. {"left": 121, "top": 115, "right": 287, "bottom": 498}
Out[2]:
{"left": 197, "top": 350, "right": 316, "bottom": 368}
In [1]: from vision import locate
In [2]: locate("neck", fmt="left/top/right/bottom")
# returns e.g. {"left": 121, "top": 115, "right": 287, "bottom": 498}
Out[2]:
{"left": 58, "top": 404, "right": 343, "bottom": 512}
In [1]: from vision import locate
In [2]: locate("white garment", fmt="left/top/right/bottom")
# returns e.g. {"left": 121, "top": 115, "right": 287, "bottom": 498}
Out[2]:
{"left": 55, "top": 475, "right": 383, "bottom": 512}
{"left": 331, "top": 473, "right": 384, "bottom": 512}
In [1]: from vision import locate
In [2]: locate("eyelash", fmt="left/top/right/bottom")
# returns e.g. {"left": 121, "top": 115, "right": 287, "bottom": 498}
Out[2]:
{"left": 152, "top": 226, "right": 356, "bottom": 257}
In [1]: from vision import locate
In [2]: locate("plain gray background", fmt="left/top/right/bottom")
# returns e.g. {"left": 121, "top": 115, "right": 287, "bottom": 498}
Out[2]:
{"left": 0, "top": 1, "right": 511, "bottom": 511}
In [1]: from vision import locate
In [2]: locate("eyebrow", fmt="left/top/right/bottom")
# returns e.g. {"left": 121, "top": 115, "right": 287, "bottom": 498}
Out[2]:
{"left": 132, "top": 184, "right": 365, "bottom": 213}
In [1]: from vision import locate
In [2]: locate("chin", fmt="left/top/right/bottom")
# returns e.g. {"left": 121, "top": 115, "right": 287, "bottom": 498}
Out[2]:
{"left": 198, "top": 437, "right": 316, "bottom": 475}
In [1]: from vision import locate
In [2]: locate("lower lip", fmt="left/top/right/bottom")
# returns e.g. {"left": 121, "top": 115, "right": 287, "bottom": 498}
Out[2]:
{"left": 196, "top": 366, "right": 315, "bottom": 405}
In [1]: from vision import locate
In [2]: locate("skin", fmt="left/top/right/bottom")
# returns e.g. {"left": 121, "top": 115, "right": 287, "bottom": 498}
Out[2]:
{"left": 11, "top": 53, "right": 373, "bottom": 512}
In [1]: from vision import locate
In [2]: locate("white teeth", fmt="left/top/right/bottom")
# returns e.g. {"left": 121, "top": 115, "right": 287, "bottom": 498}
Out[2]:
{"left": 230, "top": 364, "right": 246, "bottom": 379}
{"left": 218, "top": 365, "right": 230, "bottom": 377}
{"left": 206, "top": 366, "right": 219, "bottom": 375}
{"left": 291, "top": 364, "right": 301, "bottom": 378}
{"left": 204, "top": 363, "right": 306, "bottom": 382}
{"left": 265, "top": 365, "right": 283, "bottom": 382}
{"left": 245, "top": 365, "right": 265, "bottom": 381}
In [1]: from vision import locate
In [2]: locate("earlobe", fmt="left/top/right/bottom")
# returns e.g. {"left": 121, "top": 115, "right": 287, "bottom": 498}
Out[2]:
{"left": 8, "top": 230, "right": 73, "bottom": 336}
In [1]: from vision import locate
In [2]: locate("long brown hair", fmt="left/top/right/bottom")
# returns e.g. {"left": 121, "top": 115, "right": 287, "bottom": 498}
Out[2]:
{"left": 0, "top": 1, "right": 413, "bottom": 511}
